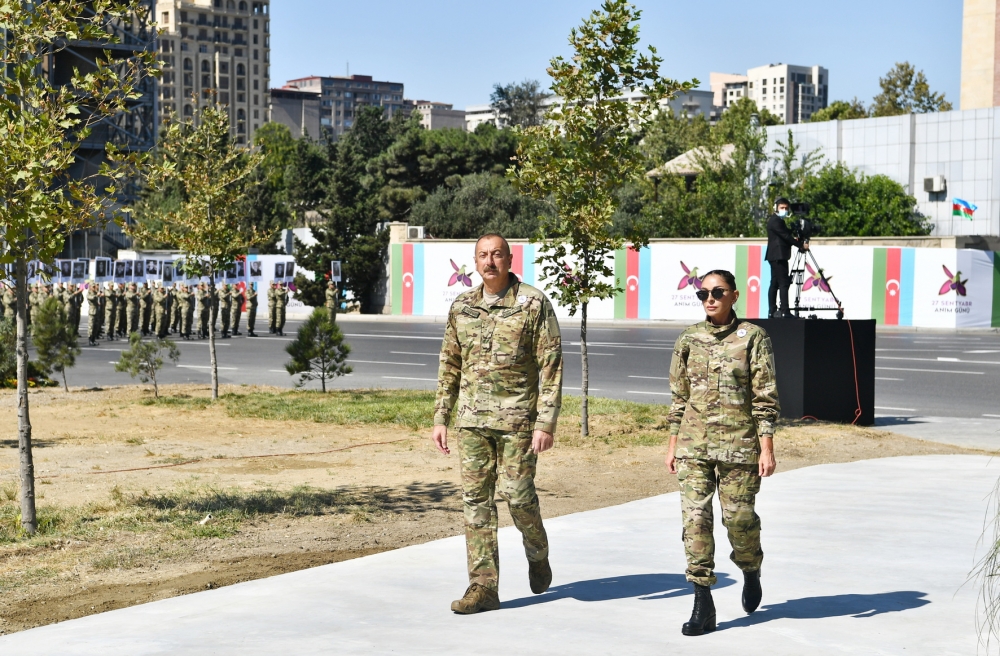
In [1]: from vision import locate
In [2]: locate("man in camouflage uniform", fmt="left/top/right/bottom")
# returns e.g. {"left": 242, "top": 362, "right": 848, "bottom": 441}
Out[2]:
{"left": 324, "top": 281, "right": 338, "bottom": 324}
{"left": 178, "top": 283, "right": 194, "bottom": 339}
{"left": 170, "top": 283, "right": 182, "bottom": 334}
{"left": 245, "top": 283, "right": 258, "bottom": 337}
{"left": 432, "top": 233, "right": 563, "bottom": 615}
{"left": 86, "top": 283, "right": 102, "bottom": 345}
{"left": 67, "top": 283, "right": 83, "bottom": 336}
{"left": 230, "top": 284, "right": 244, "bottom": 336}
{"left": 267, "top": 281, "right": 277, "bottom": 334}
{"left": 2, "top": 284, "right": 15, "bottom": 322}
{"left": 115, "top": 282, "right": 128, "bottom": 337}
{"left": 153, "top": 283, "right": 169, "bottom": 338}
{"left": 219, "top": 283, "right": 232, "bottom": 338}
{"left": 103, "top": 282, "right": 117, "bottom": 340}
{"left": 274, "top": 282, "right": 288, "bottom": 336}
{"left": 125, "top": 282, "right": 140, "bottom": 335}
{"left": 664, "top": 269, "right": 780, "bottom": 636}
{"left": 197, "top": 282, "right": 211, "bottom": 338}
{"left": 140, "top": 282, "right": 153, "bottom": 336}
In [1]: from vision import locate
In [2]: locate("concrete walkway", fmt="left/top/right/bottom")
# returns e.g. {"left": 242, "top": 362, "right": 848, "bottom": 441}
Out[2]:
{"left": 876, "top": 415, "right": 1000, "bottom": 451}
{"left": 1, "top": 455, "right": 994, "bottom": 655}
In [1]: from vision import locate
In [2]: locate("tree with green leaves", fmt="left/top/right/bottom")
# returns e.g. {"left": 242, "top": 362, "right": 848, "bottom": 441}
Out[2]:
{"left": 115, "top": 332, "right": 181, "bottom": 398}
{"left": 411, "top": 172, "right": 553, "bottom": 239}
{"left": 31, "top": 297, "right": 81, "bottom": 393}
{"left": 640, "top": 108, "right": 711, "bottom": 168}
{"left": 490, "top": 79, "right": 550, "bottom": 128}
{"left": 810, "top": 98, "right": 869, "bottom": 122}
{"left": 0, "top": 0, "right": 157, "bottom": 534}
{"left": 767, "top": 130, "right": 824, "bottom": 205}
{"left": 285, "top": 308, "right": 352, "bottom": 392}
{"left": 510, "top": 0, "right": 692, "bottom": 436}
{"left": 129, "top": 105, "right": 264, "bottom": 400}
{"left": 871, "top": 62, "right": 953, "bottom": 117}
{"left": 799, "top": 163, "right": 931, "bottom": 236}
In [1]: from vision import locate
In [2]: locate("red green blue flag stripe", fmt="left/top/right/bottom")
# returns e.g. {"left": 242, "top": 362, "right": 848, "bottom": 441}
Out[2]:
{"left": 952, "top": 198, "right": 977, "bottom": 219}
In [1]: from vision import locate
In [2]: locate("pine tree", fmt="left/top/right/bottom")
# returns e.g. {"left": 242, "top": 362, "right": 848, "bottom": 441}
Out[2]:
{"left": 284, "top": 308, "right": 352, "bottom": 392}
{"left": 32, "top": 297, "right": 80, "bottom": 392}
{"left": 115, "top": 332, "right": 180, "bottom": 398}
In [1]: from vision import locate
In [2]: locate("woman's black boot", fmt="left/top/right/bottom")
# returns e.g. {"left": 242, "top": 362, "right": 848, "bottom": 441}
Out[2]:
{"left": 681, "top": 583, "right": 717, "bottom": 636}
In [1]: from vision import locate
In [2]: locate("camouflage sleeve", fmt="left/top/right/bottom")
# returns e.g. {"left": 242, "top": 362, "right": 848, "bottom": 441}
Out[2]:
{"left": 433, "top": 309, "right": 462, "bottom": 427}
{"left": 532, "top": 297, "right": 563, "bottom": 433}
{"left": 667, "top": 333, "right": 690, "bottom": 436}
{"left": 750, "top": 333, "right": 780, "bottom": 436}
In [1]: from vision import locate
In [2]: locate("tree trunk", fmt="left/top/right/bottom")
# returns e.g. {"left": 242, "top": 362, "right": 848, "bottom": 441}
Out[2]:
{"left": 151, "top": 365, "right": 159, "bottom": 399}
{"left": 15, "top": 257, "right": 37, "bottom": 534}
{"left": 61, "top": 368, "right": 68, "bottom": 393}
{"left": 580, "top": 300, "right": 589, "bottom": 438}
{"left": 209, "top": 280, "right": 219, "bottom": 400}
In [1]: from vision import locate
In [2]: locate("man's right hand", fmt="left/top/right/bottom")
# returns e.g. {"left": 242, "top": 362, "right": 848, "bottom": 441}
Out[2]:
{"left": 432, "top": 425, "right": 450, "bottom": 455}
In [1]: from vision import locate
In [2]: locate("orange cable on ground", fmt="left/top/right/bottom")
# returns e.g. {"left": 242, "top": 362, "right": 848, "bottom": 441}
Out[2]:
{"left": 36, "top": 436, "right": 417, "bottom": 479}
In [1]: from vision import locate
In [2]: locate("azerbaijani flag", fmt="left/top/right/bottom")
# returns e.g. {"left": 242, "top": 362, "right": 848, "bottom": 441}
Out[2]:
{"left": 953, "top": 198, "right": 977, "bottom": 219}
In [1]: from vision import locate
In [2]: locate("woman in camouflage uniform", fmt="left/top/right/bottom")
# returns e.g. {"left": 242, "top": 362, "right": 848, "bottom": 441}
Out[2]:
{"left": 664, "top": 269, "right": 780, "bottom": 636}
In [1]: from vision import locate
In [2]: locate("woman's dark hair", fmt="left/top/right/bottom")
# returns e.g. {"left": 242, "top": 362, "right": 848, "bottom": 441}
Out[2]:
{"left": 702, "top": 269, "right": 737, "bottom": 291}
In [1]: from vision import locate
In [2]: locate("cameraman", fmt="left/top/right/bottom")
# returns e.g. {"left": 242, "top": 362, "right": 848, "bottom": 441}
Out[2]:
{"left": 765, "top": 198, "right": 808, "bottom": 318}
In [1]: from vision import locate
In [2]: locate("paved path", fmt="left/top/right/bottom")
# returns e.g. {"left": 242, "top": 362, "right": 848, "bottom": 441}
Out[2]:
{"left": 1, "top": 455, "right": 993, "bottom": 654}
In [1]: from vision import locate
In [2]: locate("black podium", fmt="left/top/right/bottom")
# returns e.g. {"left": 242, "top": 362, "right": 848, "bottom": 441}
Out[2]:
{"left": 745, "top": 319, "right": 876, "bottom": 426}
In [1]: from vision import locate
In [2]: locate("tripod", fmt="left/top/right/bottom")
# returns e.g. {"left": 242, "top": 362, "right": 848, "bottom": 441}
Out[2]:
{"left": 789, "top": 243, "right": 845, "bottom": 320}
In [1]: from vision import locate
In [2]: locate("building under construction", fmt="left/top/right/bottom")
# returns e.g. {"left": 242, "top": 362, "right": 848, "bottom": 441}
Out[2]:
{"left": 57, "top": 1, "right": 158, "bottom": 259}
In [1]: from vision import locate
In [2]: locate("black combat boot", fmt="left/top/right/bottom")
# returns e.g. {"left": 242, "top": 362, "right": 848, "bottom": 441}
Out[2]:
{"left": 681, "top": 584, "right": 716, "bottom": 636}
{"left": 742, "top": 569, "right": 762, "bottom": 614}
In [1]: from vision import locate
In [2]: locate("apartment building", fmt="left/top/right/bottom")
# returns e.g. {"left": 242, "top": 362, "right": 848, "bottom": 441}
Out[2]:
{"left": 284, "top": 75, "right": 405, "bottom": 139}
{"left": 739, "top": 63, "right": 829, "bottom": 124}
{"left": 412, "top": 101, "right": 467, "bottom": 131}
{"left": 154, "top": 0, "right": 271, "bottom": 144}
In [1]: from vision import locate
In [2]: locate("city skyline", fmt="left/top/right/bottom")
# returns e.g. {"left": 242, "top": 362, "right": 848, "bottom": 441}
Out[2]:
{"left": 270, "top": 0, "right": 961, "bottom": 111}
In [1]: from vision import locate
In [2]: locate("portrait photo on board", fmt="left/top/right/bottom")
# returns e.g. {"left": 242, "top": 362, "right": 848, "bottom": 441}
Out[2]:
{"left": 274, "top": 262, "right": 285, "bottom": 279}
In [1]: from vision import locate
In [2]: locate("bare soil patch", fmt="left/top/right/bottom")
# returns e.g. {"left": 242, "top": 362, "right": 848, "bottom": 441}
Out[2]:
{"left": 0, "top": 384, "right": 975, "bottom": 634}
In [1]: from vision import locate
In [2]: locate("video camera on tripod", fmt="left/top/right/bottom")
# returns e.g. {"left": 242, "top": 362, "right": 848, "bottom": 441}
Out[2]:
{"left": 789, "top": 202, "right": 819, "bottom": 242}
{"left": 785, "top": 201, "right": 845, "bottom": 320}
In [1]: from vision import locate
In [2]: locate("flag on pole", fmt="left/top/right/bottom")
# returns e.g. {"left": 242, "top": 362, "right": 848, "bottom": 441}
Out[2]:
{"left": 952, "top": 198, "right": 977, "bottom": 219}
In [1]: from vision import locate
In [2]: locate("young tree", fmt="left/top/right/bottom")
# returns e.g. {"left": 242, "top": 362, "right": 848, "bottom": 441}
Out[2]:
{"left": 0, "top": 0, "right": 157, "bottom": 533}
{"left": 490, "top": 79, "right": 550, "bottom": 128}
{"left": 871, "top": 62, "right": 953, "bottom": 117}
{"left": 509, "top": 0, "right": 692, "bottom": 436}
{"left": 115, "top": 332, "right": 181, "bottom": 398}
{"left": 129, "top": 105, "right": 264, "bottom": 400}
{"left": 768, "top": 130, "right": 824, "bottom": 205}
{"left": 32, "top": 297, "right": 81, "bottom": 392}
{"left": 284, "top": 308, "right": 352, "bottom": 392}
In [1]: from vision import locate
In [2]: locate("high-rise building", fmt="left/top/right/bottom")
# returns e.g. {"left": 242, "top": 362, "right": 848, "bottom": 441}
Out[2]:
{"left": 960, "top": 0, "right": 1000, "bottom": 109}
{"left": 154, "top": 0, "right": 271, "bottom": 145}
{"left": 59, "top": 1, "right": 158, "bottom": 258}
{"left": 270, "top": 87, "right": 321, "bottom": 139}
{"left": 284, "top": 75, "right": 405, "bottom": 140}
{"left": 718, "top": 63, "right": 828, "bottom": 124}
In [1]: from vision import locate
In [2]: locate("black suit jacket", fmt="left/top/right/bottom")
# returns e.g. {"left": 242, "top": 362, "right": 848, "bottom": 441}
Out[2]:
{"left": 764, "top": 214, "right": 803, "bottom": 262}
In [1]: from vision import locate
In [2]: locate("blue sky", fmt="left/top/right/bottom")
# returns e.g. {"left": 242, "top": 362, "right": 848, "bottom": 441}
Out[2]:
{"left": 271, "top": 0, "right": 963, "bottom": 110}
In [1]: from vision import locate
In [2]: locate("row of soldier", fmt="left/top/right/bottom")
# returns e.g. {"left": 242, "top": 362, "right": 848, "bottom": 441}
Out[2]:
{"left": 0, "top": 280, "right": 293, "bottom": 346}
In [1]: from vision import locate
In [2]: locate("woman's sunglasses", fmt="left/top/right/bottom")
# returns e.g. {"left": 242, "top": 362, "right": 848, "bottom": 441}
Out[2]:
{"left": 695, "top": 287, "right": 730, "bottom": 302}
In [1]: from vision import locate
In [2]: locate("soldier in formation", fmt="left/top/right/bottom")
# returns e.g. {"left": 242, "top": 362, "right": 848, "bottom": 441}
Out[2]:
{"left": 170, "top": 283, "right": 182, "bottom": 335}
{"left": 65, "top": 283, "right": 83, "bottom": 336}
{"left": 116, "top": 282, "right": 128, "bottom": 337}
{"left": 274, "top": 282, "right": 288, "bottom": 336}
{"left": 267, "top": 281, "right": 277, "bottom": 334}
{"left": 153, "top": 283, "right": 169, "bottom": 338}
{"left": 664, "top": 269, "right": 780, "bottom": 636}
{"left": 86, "top": 283, "right": 102, "bottom": 346}
{"left": 140, "top": 282, "right": 153, "bottom": 336}
{"left": 219, "top": 283, "right": 232, "bottom": 338}
{"left": 103, "top": 282, "right": 117, "bottom": 340}
{"left": 2, "top": 284, "right": 16, "bottom": 323}
{"left": 325, "top": 280, "right": 338, "bottom": 324}
{"left": 245, "top": 283, "right": 258, "bottom": 337}
{"left": 197, "top": 282, "right": 211, "bottom": 338}
{"left": 230, "top": 284, "right": 244, "bottom": 336}
{"left": 432, "top": 234, "right": 562, "bottom": 614}
{"left": 125, "top": 282, "right": 140, "bottom": 335}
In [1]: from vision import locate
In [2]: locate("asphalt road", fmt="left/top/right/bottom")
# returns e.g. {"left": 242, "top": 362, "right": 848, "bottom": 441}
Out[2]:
{"left": 46, "top": 319, "right": 1000, "bottom": 421}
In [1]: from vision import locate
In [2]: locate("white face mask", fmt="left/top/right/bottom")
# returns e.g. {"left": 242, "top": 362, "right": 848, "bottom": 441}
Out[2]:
{"left": 777, "top": 209, "right": 788, "bottom": 218}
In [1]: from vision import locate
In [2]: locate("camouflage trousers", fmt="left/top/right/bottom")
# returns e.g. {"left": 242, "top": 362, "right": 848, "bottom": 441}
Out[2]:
{"left": 458, "top": 427, "right": 549, "bottom": 592}
{"left": 677, "top": 458, "right": 763, "bottom": 587}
